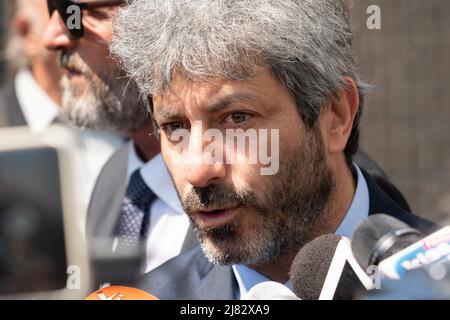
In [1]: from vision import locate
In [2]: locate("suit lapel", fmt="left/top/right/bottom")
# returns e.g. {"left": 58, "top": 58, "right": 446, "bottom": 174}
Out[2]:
{"left": 0, "top": 83, "right": 27, "bottom": 128}
{"left": 90, "top": 143, "right": 130, "bottom": 238}
{"left": 362, "top": 168, "right": 438, "bottom": 233}
{"left": 195, "top": 255, "right": 236, "bottom": 300}
{"left": 364, "top": 167, "right": 404, "bottom": 217}
{"left": 181, "top": 224, "right": 200, "bottom": 252}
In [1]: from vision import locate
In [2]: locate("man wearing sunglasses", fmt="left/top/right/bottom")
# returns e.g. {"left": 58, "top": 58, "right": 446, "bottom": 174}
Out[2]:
{"left": 0, "top": 0, "right": 123, "bottom": 237}
{"left": 46, "top": 0, "right": 126, "bottom": 40}
{"left": 43, "top": 0, "right": 199, "bottom": 285}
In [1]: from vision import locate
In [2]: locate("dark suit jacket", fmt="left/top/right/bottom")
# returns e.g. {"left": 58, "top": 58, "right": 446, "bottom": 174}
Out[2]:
{"left": 353, "top": 150, "right": 411, "bottom": 212}
{"left": 0, "top": 82, "right": 27, "bottom": 128}
{"left": 136, "top": 168, "right": 438, "bottom": 300}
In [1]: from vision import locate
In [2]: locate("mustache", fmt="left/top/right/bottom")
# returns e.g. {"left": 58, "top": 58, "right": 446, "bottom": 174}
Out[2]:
{"left": 182, "top": 184, "right": 256, "bottom": 214}
{"left": 59, "top": 52, "right": 87, "bottom": 74}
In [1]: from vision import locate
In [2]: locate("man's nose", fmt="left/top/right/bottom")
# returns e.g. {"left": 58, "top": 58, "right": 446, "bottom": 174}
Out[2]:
{"left": 184, "top": 126, "right": 227, "bottom": 188}
{"left": 43, "top": 11, "right": 76, "bottom": 51}
{"left": 185, "top": 162, "right": 227, "bottom": 188}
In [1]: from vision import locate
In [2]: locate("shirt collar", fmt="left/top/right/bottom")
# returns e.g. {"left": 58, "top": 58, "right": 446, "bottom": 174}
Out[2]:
{"left": 15, "top": 68, "right": 59, "bottom": 134}
{"left": 335, "top": 163, "right": 370, "bottom": 237}
{"left": 126, "top": 141, "right": 145, "bottom": 181}
{"left": 139, "top": 153, "right": 185, "bottom": 215}
{"left": 232, "top": 163, "right": 370, "bottom": 299}
{"left": 232, "top": 264, "right": 293, "bottom": 300}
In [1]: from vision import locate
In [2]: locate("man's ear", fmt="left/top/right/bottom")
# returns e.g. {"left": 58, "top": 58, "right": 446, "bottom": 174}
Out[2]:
{"left": 13, "top": 14, "right": 29, "bottom": 38}
{"left": 325, "top": 77, "right": 359, "bottom": 155}
{"left": 14, "top": 14, "right": 39, "bottom": 58}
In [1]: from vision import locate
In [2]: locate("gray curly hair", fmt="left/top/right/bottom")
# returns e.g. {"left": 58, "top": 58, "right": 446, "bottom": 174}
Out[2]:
{"left": 111, "top": 0, "right": 371, "bottom": 160}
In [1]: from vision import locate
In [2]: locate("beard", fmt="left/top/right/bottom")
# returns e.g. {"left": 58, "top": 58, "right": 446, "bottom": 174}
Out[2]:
{"left": 179, "top": 125, "right": 336, "bottom": 266}
{"left": 58, "top": 52, "right": 148, "bottom": 132}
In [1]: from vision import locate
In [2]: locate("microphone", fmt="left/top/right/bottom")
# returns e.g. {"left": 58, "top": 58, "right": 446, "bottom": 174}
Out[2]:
{"left": 244, "top": 281, "right": 300, "bottom": 300}
{"left": 360, "top": 229, "right": 450, "bottom": 300}
{"left": 351, "top": 214, "right": 423, "bottom": 270}
{"left": 85, "top": 286, "right": 159, "bottom": 300}
{"left": 351, "top": 215, "right": 450, "bottom": 299}
{"left": 362, "top": 266, "right": 450, "bottom": 300}
{"left": 378, "top": 226, "right": 450, "bottom": 280}
{"left": 290, "top": 234, "right": 375, "bottom": 300}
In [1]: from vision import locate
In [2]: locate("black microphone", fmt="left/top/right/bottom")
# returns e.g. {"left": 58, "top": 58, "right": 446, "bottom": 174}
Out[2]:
{"left": 351, "top": 214, "right": 423, "bottom": 270}
{"left": 290, "top": 234, "right": 374, "bottom": 300}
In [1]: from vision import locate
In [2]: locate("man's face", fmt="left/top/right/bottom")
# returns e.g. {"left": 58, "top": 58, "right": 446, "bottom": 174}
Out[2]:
{"left": 43, "top": 3, "right": 146, "bottom": 131}
{"left": 152, "top": 69, "right": 337, "bottom": 265}
{"left": 25, "top": 0, "right": 59, "bottom": 67}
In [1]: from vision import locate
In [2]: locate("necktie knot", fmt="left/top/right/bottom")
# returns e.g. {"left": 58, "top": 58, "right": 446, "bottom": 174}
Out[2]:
{"left": 125, "top": 170, "right": 154, "bottom": 210}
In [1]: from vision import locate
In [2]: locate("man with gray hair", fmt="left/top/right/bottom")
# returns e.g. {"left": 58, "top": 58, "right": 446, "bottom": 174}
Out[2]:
{"left": 112, "top": 0, "right": 437, "bottom": 299}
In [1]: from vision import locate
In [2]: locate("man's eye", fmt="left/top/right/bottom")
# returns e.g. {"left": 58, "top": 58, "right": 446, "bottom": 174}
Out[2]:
{"left": 161, "top": 122, "right": 186, "bottom": 135}
{"left": 224, "top": 112, "right": 253, "bottom": 125}
{"left": 85, "top": 9, "right": 111, "bottom": 20}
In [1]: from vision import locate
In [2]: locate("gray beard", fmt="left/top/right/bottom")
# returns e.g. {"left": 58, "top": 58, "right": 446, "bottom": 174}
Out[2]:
{"left": 58, "top": 53, "right": 148, "bottom": 132}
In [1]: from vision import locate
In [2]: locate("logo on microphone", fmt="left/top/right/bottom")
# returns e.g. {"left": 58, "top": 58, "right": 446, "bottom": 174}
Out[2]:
{"left": 379, "top": 227, "right": 450, "bottom": 280}
{"left": 85, "top": 286, "right": 159, "bottom": 300}
{"left": 95, "top": 291, "right": 126, "bottom": 301}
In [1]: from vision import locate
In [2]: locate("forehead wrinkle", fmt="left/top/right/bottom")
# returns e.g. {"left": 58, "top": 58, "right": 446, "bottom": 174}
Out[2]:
{"left": 153, "top": 107, "right": 182, "bottom": 122}
{"left": 155, "top": 92, "right": 254, "bottom": 121}
{"left": 204, "top": 92, "right": 253, "bottom": 113}
{"left": 154, "top": 76, "right": 264, "bottom": 122}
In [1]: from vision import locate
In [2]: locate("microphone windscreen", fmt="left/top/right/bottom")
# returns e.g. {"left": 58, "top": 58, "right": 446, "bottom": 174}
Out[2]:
{"left": 290, "top": 234, "right": 365, "bottom": 300}
{"left": 85, "top": 286, "right": 159, "bottom": 300}
{"left": 244, "top": 281, "right": 300, "bottom": 300}
{"left": 351, "top": 214, "right": 422, "bottom": 269}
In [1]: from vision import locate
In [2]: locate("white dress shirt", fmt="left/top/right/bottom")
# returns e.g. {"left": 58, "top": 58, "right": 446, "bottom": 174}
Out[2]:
{"left": 125, "top": 142, "right": 191, "bottom": 273}
{"left": 15, "top": 69, "right": 59, "bottom": 134}
{"left": 232, "top": 163, "right": 370, "bottom": 299}
{"left": 15, "top": 68, "right": 124, "bottom": 237}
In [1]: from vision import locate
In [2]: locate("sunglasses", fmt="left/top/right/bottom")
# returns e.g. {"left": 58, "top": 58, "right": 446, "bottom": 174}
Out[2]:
{"left": 47, "top": 0, "right": 127, "bottom": 39}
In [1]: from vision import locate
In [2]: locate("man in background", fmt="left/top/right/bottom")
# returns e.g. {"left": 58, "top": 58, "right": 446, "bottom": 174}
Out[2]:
{"left": 0, "top": 0, "right": 62, "bottom": 128}
{"left": 42, "top": 0, "right": 198, "bottom": 284}
{"left": 0, "top": 0, "right": 124, "bottom": 236}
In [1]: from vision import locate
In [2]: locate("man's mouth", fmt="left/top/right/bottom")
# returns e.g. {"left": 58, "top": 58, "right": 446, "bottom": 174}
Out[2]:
{"left": 195, "top": 205, "right": 242, "bottom": 228}
{"left": 64, "top": 67, "right": 83, "bottom": 78}
{"left": 60, "top": 59, "right": 84, "bottom": 78}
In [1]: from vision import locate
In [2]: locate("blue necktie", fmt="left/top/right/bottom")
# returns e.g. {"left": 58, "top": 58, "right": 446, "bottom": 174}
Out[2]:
{"left": 115, "top": 169, "right": 155, "bottom": 252}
